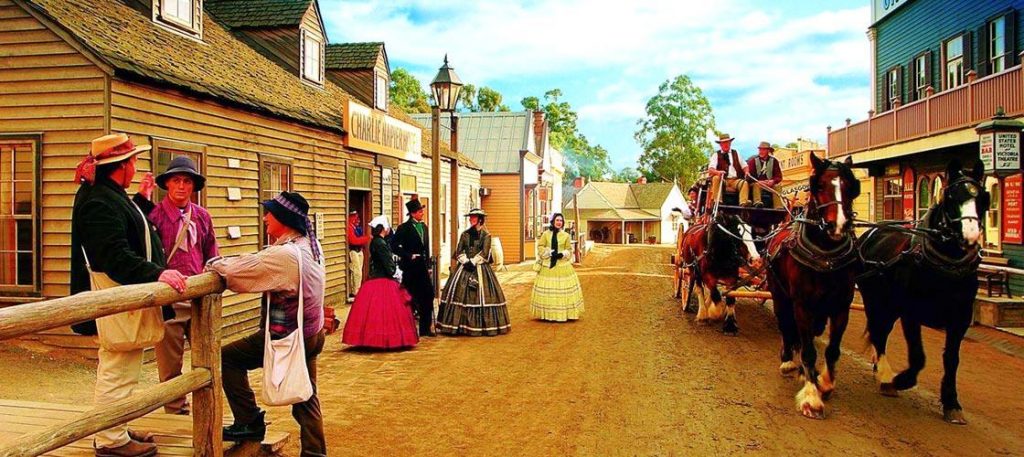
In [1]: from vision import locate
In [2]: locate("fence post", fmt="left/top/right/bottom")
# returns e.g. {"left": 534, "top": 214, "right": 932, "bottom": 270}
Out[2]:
{"left": 926, "top": 86, "right": 935, "bottom": 134}
{"left": 967, "top": 70, "right": 977, "bottom": 122}
{"left": 190, "top": 293, "right": 223, "bottom": 456}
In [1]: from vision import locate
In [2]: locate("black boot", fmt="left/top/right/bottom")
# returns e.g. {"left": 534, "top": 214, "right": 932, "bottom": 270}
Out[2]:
{"left": 223, "top": 411, "right": 266, "bottom": 442}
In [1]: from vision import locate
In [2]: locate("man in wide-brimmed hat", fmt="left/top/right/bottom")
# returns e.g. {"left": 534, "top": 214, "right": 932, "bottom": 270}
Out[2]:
{"left": 134, "top": 155, "right": 219, "bottom": 415}
{"left": 391, "top": 198, "right": 436, "bottom": 335}
{"left": 706, "top": 133, "right": 750, "bottom": 209}
{"left": 208, "top": 191, "right": 327, "bottom": 456}
{"left": 70, "top": 133, "right": 189, "bottom": 457}
{"left": 745, "top": 141, "right": 784, "bottom": 208}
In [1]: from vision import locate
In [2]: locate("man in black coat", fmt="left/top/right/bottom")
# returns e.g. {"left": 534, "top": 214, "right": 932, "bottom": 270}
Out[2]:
{"left": 391, "top": 199, "right": 435, "bottom": 336}
{"left": 70, "top": 133, "right": 187, "bottom": 457}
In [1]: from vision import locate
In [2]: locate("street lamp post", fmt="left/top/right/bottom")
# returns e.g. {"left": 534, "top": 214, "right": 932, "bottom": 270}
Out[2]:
{"left": 429, "top": 55, "right": 463, "bottom": 296}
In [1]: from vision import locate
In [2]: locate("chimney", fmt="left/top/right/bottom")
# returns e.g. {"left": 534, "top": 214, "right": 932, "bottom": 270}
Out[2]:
{"left": 573, "top": 176, "right": 586, "bottom": 189}
{"left": 637, "top": 176, "right": 648, "bottom": 184}
{"left": 533, "top": 110, "right": 546, "bottom": 154}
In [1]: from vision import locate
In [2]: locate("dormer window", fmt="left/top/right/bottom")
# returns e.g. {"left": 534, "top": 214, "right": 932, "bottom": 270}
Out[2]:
{"left": 153, "top": 0, "right": 201, "bottom": 38}
{"left": 375, "top": 73, "right": 388, "bottom": 109}
{"left": 302, "top": 29, "right": 324, "bottom": 85}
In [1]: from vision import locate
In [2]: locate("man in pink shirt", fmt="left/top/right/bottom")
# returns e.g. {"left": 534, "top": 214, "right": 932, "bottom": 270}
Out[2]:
{"left": 136, "top": 156, "right": 219, "bottom": 415}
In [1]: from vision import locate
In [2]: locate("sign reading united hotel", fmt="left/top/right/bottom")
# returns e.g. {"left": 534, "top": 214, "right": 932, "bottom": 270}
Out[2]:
{"left": 344, "top": 100, "right": 422, "bottom": 162}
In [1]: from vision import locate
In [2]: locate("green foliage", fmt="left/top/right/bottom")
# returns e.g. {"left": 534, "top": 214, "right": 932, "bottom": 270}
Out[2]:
{"left": 612, "top": 166, "right": 640, "bottom": 183}
{"left": 459, "top": 84, "right": 478, "bottom": 112}
{"left": 785, "top": 142, "right": 799, "bottom": 149}
{"left": 520, "top": 90, "right": 612, "bottom": 182}
{"left": 476, "top": 86, "right": 510, "bottom": 112}
{"left": 634, "top": 75, "right": 715, "bottom": 186}
{"left": 389, "top": 68, "right": 431, "bottom": 113}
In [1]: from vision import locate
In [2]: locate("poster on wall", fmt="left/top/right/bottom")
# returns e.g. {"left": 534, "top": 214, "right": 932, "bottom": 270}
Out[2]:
{"left": 995, "top": 131, "right": 1021, "bottom": 172}
{"left": 1003, "top": 174, "right": 1023, "bottom": 244}
{"left": 980, "top": 133, "right": 995, "bottom": 172}
{"left": 381, "top": 168, "right": 393, "bottom": 225}
{"left": 902, "top": 167, "right": 915, "bottom": 220}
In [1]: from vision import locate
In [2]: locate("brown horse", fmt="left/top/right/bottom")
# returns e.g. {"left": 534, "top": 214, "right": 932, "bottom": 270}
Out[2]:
{"left": 678, "top": 211, "right": 761, "bottom": 334}
{"left": 766, "top": 153, "right": 860, "bottom": 419}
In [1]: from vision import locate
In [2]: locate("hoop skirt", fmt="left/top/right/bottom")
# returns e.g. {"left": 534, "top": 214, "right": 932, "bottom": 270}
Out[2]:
{"left": 342, "top": 278, "right": 419, "bottom": 349}
{"left": 530, "top": 230, "right": 584, "bottom": 321}
{"left": 437, "top": 261, "right": 510, "bottom": 336}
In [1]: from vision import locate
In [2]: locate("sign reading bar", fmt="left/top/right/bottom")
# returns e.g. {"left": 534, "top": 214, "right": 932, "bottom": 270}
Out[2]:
{"left": 1003, "top": 174, "right": 1023, "bottom": 244}
{"left": 902, "top": 167, "right": 915, "bottom": 220}
{"left": 344, "top": 100, "right": 422, "bottom": 163}
{"left": 980, "top": 132, "right": 995, "bottom": 171}
{"left": 996, "top": 131, "right": 1021, "bottom": 170}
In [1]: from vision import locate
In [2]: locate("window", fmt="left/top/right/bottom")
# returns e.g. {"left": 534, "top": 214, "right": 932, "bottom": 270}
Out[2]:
{"left": 440, "top": 183, "right": 447, "bottom": 243}
{"left": 468, "top": 185, "right": 479, "bottom": 210}
{"left": 152, "top": 140, "right": 204, "bottom": 205}
{"left": 912, "top": 52, "right": 931, "bottom": 100}
{"left": 916, "top": 175, "right": 932, "bottom": 219}
{"left": 348, "top": 166, "right": 371, "bottom": 190}
{"left": 944, "top": 35, "right": 965, "bottom": 89}
{"left": 884, "top": 66, "right": 902, "bottom": 110}
{"left": 161, "top": 0, "right": 192, "bottom": 26}
{"left": 375, "top": 73, "right": 388, "bottom": 110}
{"left": 0, "top": 138, "right": 38, "bottom": 292}
{"left": 991, "top": 16, "right": 1008, "bottom": 74}
{"left": 985, "top": 176, "right": 1001, "bottom": 250}
{"left": 524, "top": 187, "right": 537, "bottom": 240}
{"left": 883, "top": 177, "right": 903, "bottom": 220}
{"left": 260, "top": 157, "right": 292, "bottom": 246}
{"left": 301, "top": 30, "right": 323, "bottom": 84}
{"left": 154, "top": 0, "right": 200, "bottom": 37}
{"left": 401, "top": 174, "right": 417, "bottom": 194}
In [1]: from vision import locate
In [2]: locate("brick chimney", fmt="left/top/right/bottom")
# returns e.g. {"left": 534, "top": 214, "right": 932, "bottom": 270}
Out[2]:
{"left": 573, "top": 176, "right": 586, "bottom": 189}
{"left": 637, "top": 176, "right": 648, "bottom": 184}
{"left": 533, "top": 110, "right": 546, "bottom": 156}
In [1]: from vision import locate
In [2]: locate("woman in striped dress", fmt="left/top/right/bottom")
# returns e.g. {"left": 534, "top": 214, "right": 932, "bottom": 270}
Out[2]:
{"left": 437, "top": 208, "right": 511, "bottom": 336}
{"left": 530, "top": 213, "right": 584, "bottom": 321}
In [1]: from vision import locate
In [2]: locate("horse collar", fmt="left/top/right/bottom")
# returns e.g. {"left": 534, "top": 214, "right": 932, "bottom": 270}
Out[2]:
{"left": 788, "top": 221, "right": 857, "bottom": 273}
{"left": 912, "top": 234, "right": 981, "bottom": 278}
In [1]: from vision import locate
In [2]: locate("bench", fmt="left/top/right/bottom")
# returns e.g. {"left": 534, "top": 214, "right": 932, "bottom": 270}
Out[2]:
{"left": 979, "top": 255, "right": 1012, "bottom": 298}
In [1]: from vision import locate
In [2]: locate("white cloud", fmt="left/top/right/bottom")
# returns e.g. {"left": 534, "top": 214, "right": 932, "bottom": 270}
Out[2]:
{"left": 320, "top": 0, "right": 872, "bottom": 164}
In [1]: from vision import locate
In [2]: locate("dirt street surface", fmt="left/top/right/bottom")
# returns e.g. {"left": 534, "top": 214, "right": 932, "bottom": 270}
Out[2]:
{"left": 3, "top": 245, "right": 1024, "bottom": 456}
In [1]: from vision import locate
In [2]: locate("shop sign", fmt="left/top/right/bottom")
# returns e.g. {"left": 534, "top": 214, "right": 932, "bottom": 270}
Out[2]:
{"left": 381, "top": 168, "right": 393, "bottom": 222}
{"left": 885, "top": 163, "right": 900, "bottom": 176}
{"left": 344, "top": 100, "right": 422, "bottom": 163}
{"left": 902, "top": 167, "right": 915, "bottom": 220}
{"left": 1003, "top": 174, "right": 1023, "bottom": 244}
{"left": 980, "top": 132, "right": 994, "bottom": 171}
{"left": 872, "top": 0, "right": 908, "bottom": 24}
{"left": 996, "top": 131, "right": 1021, "bottom": 171}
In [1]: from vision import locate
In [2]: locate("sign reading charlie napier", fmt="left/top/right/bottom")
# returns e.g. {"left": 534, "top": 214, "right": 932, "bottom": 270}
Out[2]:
{"left": 344, "top": 100, "right": 422, "bottom": 162}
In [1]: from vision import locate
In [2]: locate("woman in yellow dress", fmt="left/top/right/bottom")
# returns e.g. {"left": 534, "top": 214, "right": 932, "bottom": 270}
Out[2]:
{"left": 530, "top": 213, "right": 584, "bottom": 321}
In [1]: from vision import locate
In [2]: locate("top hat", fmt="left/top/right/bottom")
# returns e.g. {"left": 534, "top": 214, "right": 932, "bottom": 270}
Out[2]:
{"left": 715, "top": 133, "right": 734, "bottom": 143}
{"left": 156, "top": 155, "right": 206, "bottom": 191}
{"left": 90, "top": 133, "right": 151, "bottom": 165}
{"left": 261, "top": 191, "right": 310, "bottom": 235}
{"left": 405, "top": 199, "right": 425, "bottom": 214}
{"left": 757, "top": 141, "right": 775, "bottom": 152}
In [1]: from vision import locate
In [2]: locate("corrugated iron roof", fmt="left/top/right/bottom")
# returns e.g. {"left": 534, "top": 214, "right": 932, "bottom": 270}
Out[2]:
{"left": 410, "top": 111, "right": 530, "bottom": 174}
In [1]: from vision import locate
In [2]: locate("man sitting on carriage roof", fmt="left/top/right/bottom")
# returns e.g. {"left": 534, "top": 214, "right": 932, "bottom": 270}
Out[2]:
{"left": 746, "top": 141, "right": 784, "bottom": 209}
{"left": 706, "top": 133, "right": 751, "bottom": 209}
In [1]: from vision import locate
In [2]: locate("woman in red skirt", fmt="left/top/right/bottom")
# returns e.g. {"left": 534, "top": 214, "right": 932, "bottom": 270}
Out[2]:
{"left": 342, "top": 215, "right": 418, "bottom": 349}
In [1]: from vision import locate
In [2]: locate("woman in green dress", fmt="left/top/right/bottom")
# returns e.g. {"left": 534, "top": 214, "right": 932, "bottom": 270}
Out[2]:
{"left": 530, "top": 213, "right": 584, "bottom": 321}
{"left": 437, "top": 208, "right": 511, "bottom": 336}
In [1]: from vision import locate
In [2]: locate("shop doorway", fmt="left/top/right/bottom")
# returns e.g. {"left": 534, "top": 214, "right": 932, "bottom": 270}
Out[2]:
{"left": 349, "top": 189, "right": 372, "bottom": 293}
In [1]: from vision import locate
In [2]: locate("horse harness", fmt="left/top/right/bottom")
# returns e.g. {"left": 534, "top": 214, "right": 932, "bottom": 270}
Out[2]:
{"left": 770, "top": 219, "right": 858, "bottom": 273}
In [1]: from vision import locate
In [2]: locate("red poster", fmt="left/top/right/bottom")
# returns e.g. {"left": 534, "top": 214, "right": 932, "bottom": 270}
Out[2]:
{"left": 1003, "top": 174, "right": 1023, "bottom": 244}
{"left": 902, "top": 168, "right": 915, "bottom": 220}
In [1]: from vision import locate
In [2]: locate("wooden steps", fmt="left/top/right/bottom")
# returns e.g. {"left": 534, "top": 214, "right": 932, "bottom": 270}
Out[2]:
{"left": 0, "top": 399, "right": 289, "bottom": 456}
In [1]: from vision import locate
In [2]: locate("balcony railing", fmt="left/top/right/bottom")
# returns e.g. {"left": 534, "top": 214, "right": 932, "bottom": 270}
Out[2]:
{"left": 829, "top": 63, "right": 1024, "bottom": 158}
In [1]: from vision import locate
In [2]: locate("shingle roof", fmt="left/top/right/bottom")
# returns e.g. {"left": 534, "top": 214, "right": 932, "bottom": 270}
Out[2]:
{"left": 563, "top": 181, "right": 677, "bottom": 220}
{"left": 25, "top": 0, "right": 346, "bottom": 132}
{"left": 410, "top": 111, "right": 531, "bottom": 174}
{"left": 326, "top": 42, "right": 383, "bottom": 70}
{"left": 631, "top": 182, "right": 675, "bottom": 209}
{"left": 205, "top": 0, "right": 312, "bottom": 28}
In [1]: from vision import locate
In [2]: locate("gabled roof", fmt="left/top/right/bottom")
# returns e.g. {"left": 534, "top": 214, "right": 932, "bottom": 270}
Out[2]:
{"left": 326, "top": 42, "right": 384, "bottom": 70}
{"left": 205, "top": 0, "right": 312, "bottom": 29}
{"left": 564, "top": 181, "right": 677, "bottom": 221}
{"left": 410, "top": 111, "right": 531, "bottom": 174}
{"left": 24, "top": 0, "right": 347, "bottom": 133}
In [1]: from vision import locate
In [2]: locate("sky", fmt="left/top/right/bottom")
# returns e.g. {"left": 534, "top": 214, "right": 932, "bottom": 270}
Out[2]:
{"left": 320, "top": 0, "right": 872, "bottom": 171}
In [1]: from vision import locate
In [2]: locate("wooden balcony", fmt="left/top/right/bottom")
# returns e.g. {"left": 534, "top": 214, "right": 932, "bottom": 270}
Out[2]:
{"left": 829, "top": 64, "right": 1024, "bottom": 158}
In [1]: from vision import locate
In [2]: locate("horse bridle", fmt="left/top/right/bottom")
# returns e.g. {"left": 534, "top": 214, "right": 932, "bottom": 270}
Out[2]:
{"left": 934, "top": 175, "right": 985, "bottom": 245}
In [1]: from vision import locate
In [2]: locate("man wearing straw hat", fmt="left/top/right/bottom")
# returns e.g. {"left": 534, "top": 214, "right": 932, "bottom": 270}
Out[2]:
{"left": 208, "top": 191, "right": 327, "bottom": 456}
{"left": 70, "top": 133, "right": 188, "bottom": 457}
{"left": 135, "top": 155, "right": 219, "bottom": 416}
{"left": 706, "top": 133, "right": 750, "bottom": 209}
{"left": 745, "top": 141, "right": 784, "bottom": 209}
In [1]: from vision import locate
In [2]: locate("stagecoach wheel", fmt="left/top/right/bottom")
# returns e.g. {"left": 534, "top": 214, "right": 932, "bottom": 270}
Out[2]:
{"left": 673, "top": 265, "right": 683, "bottom": 299}
{"left": 683, "top": 276, "right": 699, "bottom": 313}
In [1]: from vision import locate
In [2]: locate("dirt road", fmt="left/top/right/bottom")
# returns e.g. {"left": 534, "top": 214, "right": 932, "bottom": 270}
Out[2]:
{"left": 2, "top": 245, "right": 1023, "bottom": 456}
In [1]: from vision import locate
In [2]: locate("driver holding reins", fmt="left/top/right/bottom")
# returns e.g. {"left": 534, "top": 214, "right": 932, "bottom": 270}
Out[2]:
{"left": 706, "top": 133, "right": 750, "bottom": 210}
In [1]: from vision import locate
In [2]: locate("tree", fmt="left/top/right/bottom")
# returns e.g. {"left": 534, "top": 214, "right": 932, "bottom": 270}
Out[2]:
{"left": 612, "top": 166, "right": 640, "bottom": 183}
{"left": 785, "top": 142, "right": 799, "bottom": 149}
{"left": 521, "top": 90, "right": 612, "bottom": 182}
{"left": 634, "top": 75, "right": 715, "bottom": 186}
{"left": 459, "top": 84, "right": 478, "bottom": 112}
{"left": 389, "top": 68, "right": 430, "bottom": 113}
{"left": 477, "top": 86, "right": 510, "bottom": 112}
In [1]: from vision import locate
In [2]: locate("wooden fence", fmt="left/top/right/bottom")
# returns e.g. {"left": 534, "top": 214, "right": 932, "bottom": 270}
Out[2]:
{"left": 0, "top": 272, "right": 226, "bottom": 457}
{"left": 829, "top": 62, "right": 1024, "bottom": 158}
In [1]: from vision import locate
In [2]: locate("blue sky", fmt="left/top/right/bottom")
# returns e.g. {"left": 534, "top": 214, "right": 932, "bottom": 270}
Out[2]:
{"left": 320, "top": 0, "right": 872, "bottom": 171}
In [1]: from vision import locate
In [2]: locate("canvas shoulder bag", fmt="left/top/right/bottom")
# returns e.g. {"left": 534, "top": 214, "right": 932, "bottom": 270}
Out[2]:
{"left": 90, "top": 200, "right": 166, "bottom": 351}
{"left": 165, "top": 205, "right": 193, "bottom": 264}
{"left": 261, "top": 243, "right": 314, "bottom": 406}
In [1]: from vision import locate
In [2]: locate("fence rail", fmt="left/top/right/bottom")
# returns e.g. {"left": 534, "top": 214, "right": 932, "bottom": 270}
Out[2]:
{"left": 0, "top": 272, "right": 226, "bottom": 457}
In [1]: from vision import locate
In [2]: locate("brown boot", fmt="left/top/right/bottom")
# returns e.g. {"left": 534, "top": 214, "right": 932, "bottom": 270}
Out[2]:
{"left": 95, "top": 440, "right": 157, "bottom": 457}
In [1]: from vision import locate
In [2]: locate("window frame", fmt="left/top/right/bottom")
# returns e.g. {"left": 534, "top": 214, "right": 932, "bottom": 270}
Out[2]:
{"left": 152, "top": 0, "right": 202, "bottom": 39}
{"left": 916, "top": 175, "right": 932, "bottom": 220}
{"left": 911, "top": 50, "right": 931, "bottom": 101}
{"left": 985, "top": 176, "right": 1002, "bottom": 250}
{"left": 258, "top": 154, "right": 294, "bottom": 247}
{"left": 401, "top": 174, "right": 418, "bottom": 195}
{"left": 375, "top": 72, "right": 388, "bottom": 110}
{"left": 943, "top": 33, "right": 967, "bottom": 90}
{"left": 0, "top": 135, "right": 41, "bottom": 294}
{"left": 990, "top": 15, "right": 1008, "bottom": 74}
{"left": 151, "top": 138, "right": 206, "bottom": 207}
{"left": 301, "top": 29, "right": 324, "bottom": 85}
{"left": 883, "top": 176, "right": 903, "bottom": 220}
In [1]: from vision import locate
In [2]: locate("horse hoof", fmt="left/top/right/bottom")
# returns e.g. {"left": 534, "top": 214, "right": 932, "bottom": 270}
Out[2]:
{"left": 820, "top": 389, "right": 834, "bottom": 401}
{"left": 943, "top": 408, "right": 967, "bottom": 425}
{"left": 800, "top": 403, "right": 825, "bottom": 420}
{"left": 779, "top": 361, "right": 800, "bottom": 377}
{"left": 879, "top": 383, "right": 898, "bottom": 397}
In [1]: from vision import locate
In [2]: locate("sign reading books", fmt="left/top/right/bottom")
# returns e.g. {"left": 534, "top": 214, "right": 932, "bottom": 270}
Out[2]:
{"left": 1003, "top": 174, "right": 1023, "bottom": 244}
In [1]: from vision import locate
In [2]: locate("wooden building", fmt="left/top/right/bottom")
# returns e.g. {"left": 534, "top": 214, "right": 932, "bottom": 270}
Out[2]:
{"left": 563, "top": 180, "right": 685, "bottom": 245}
{"left": 0, "top": 0, "right": 477, "bottom": 348}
